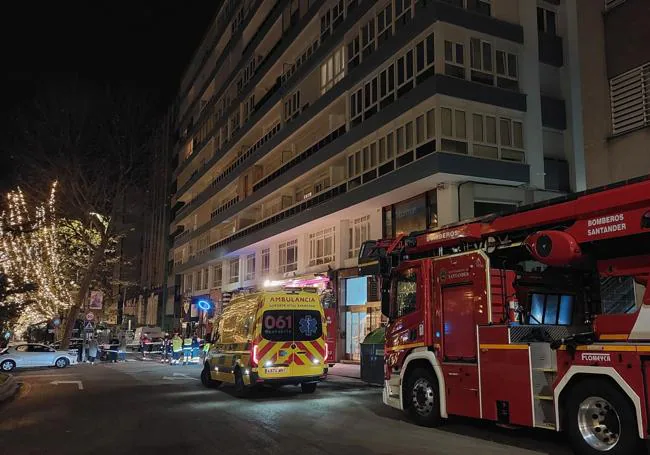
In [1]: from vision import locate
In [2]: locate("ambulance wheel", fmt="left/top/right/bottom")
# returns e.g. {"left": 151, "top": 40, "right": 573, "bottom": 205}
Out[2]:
{"left": 301, "top": 382, "right": 317, "bottom": 394}
{"left": 234, "top": 368, "right": 249, "bottom": 398}
{"left": 565, "top": 378, "right": 643, "bottom": 455}
{"left": 201, "top": 364, "right": 221, "bottom": 389}
{"left": 405, "top": 368, "right": 442, "bottom": 427}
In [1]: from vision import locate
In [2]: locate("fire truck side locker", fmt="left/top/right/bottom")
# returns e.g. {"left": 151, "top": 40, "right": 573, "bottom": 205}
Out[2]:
{"left": 477, "top": 326, "right": 534, "bottom": 427}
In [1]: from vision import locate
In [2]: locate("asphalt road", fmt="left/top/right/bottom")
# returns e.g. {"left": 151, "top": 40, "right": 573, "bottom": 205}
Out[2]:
{"left": 1, "top": 361, "right": 580, "bottom": 455}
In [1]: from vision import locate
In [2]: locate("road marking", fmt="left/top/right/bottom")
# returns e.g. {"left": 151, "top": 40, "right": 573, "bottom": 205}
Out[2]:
{"left": 50, "top": 380, "right": 84, "bottom": 390}
{"left": 16, "top": 374, "right": 76, "bottom": 378}
{"left": 162, "top": 372, "right": 199, "bottom": 381}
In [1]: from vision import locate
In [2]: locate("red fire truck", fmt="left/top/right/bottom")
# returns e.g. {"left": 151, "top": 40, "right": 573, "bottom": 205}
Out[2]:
{"left": 357, "top": 176, "right": 650, "bottom": 455}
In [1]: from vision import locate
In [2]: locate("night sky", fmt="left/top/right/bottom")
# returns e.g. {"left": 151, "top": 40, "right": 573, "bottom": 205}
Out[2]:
{"left": 0, "top": 1, "right": 220, "bottom": 191}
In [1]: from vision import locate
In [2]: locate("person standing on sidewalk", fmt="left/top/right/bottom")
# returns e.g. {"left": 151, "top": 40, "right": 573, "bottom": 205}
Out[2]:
{"left": 109, "top": 337, "right": 119, "bottom": 363}
{"left": 88, "top": 337, "right": 98, "bottom": 365}
{"left": 171, "top": 333, "right": 183, "bottom": 365}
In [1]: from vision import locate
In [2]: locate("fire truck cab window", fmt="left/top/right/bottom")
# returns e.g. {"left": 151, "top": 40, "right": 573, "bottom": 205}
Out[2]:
{"left": 395, "top": 270, "right": 418, "bottom": 317}
{"left": 529, "top": 293, "right": 573, "bottom": 325}
{"left": 600, "top": 276, "right": 645, "bottom": 314}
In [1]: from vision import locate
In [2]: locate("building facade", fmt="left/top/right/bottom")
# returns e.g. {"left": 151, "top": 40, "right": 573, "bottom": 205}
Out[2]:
{"left": 577, "top": 0, "right": 650, "bottom": 188}
{"left": 169, "top": 0, "right": 586, "bottom": 360}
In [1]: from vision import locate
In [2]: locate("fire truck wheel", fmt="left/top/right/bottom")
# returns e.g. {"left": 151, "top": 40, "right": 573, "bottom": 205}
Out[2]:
{"left": 201, "top": 364, "right": 221, "bottom": 389}
{"left": 405, "top": 368, "right": 442, "bottom": 427}
{"left": 565, "top": 378, "right": 643, "bottom": 455}
{"left": 234, "top": 368, "right": 250, "bottom": 398}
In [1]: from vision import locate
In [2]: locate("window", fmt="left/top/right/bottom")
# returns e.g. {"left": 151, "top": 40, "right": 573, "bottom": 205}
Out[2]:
{"left": 212, "top": 263, "right": 222, "bottom": 288}
{"left": 499, "top": 118, "right": 525, "bottom": 162}
{"left": 444, "top": 40, "right": 465, "bottom": 79}
{"left": 202, "top": 268, "right": 209, "bottom": 290}
{"left": 379, "top": 63, "right": 395, "bottom": 104}
{"left": 416, "top": 33, "right": 435, "bottom": 76}
{"left": 495, "top": 50, "right": 518, "bottom": 90}
{"left": 309, "top": 227, "right": 335, "bottom": 266}
{"left": 278, "top": 239, "right": 298, "bottom": 273}
{"left": 529, "top": 293, "right": 574, "bottom": 325}
{"left": 396, "top": 50, "right": 415, "bottom": 91}
{"left": 426, "top": 109, "right": 435, "bottom": 139}
{"left": 350, "top": 87, "right": 363, "bottom": 124}
{"left": 321, "top": 47, "right": 346, "bottom": 94}
{"left": 440, "top": 107, "right": 468, "bottom": 154}
{"left": 472, "top": 113, "right": 499, "bottom": 159}
{"left": 347, "top": 35, "right": 360, "bottom": 69}
{"left": 261, "top": 248, "right": 270, "bottom": 275}
{"left": 348, "top": 215, "right": 370, "bottom": 259}
{"left": 376, "top": 3, "right": 392, "bottom": 43}
{"left": 537, "top": 7, "right": 556, "bottom": 35}
{"left": 395, "top": 269, "right": 417, "bottom": 318}
{"left": 361, "top": 17, "right": 376, "bottom": 58}
{"left": 610, "top": 63, "right": 650, "bottom": 135}
{"left": 245, "top": 253, "right": 255, "bottom": 281}
{"left": 284, "top": 90, "right": 301, "bottom": 122}
{"left": 185, "top": 273, "right": 193, "bottom": 293}
{"left": 470, "top": 38, "right": 493, "bottom": 86}
{"left": 395, "top": 0, "right": 413, "bottom": 29}
{"left": 229, "top": 258, "right": 239, "bottom": 284}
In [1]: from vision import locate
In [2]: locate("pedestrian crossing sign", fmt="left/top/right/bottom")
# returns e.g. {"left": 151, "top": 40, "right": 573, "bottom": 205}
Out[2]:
{"left": 84, "top": 321, "right": 95, "bottom": 332}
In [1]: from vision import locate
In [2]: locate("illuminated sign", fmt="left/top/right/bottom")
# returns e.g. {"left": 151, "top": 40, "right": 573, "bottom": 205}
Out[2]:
{"left": 197, "top": 300, "right": 212, "bottom": 311}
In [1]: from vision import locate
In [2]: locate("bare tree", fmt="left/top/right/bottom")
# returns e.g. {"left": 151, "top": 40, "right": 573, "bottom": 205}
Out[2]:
{"left": 8, "top": 80, "right": 155, "bottom": 348}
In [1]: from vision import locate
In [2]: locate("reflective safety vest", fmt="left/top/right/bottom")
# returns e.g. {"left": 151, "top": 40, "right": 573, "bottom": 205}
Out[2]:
{"left": 172, "top": 337, "right": 182, "bottom": 352}
{"left": 183, "top": 338, "right": 192, "bottom": 348}
{"left": 203, "top": 343, "right": 211, "bottom": 353}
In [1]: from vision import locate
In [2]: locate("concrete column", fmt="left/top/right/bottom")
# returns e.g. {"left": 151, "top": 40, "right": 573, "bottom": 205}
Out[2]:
{"left": 563, "top": 0, "right": 587, "bottom": 191}
{"left": 519, "top": 0, "right": 546, "bottom": 190}
{"left": 436, "top": 183, "right": 460, "bottom": 226}
{"left": 339, "top": 219, "right": 351, "bottom": 267}
{"left": 458, "top": 183, "right": 475, "bottom": 221}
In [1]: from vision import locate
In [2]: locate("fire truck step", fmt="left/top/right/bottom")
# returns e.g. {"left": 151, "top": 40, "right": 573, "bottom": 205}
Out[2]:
{"left": 535, "top": 395, "right": 554, "bottom": 401}
{"left": 532, "top": 367, "right": 557, "bottom": 373}
{"left": 535, "top": 422, "right": 557, "bottom": 431}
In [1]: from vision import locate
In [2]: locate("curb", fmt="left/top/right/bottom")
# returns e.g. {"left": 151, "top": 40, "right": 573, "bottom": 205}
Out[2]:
{"left": 0, "top": 374, "right": 19, "bottom": 404}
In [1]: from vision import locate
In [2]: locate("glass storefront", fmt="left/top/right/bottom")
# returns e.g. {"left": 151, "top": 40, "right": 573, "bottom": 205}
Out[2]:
{"left": 342, "top": 276, "right": 384, "bottom": 362}
{"left": 383, "top": 190, "right": 437, "bottom": 237}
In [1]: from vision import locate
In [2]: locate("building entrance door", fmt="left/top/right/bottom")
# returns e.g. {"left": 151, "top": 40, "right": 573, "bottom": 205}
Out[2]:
{"left": 345, "top": 309, "right": 366, "bottom": 361}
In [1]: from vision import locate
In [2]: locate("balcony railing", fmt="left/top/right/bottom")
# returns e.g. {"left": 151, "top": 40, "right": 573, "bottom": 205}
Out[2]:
{"left": 253, "top": 124, "right": 347, "bottom": 192}
{"left": 211, "top": 195, "right": 240, "bottom": 219}
{"left": 203, "top": 182, "right": 347, "bottom": 255}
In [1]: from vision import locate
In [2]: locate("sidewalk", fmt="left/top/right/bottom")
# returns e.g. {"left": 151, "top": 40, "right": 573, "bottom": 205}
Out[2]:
{"left": 328, "top": 362, "right": 360, "bottom": 379}
{"left": 0, "top": 373, "right": 19, "bottom": 404}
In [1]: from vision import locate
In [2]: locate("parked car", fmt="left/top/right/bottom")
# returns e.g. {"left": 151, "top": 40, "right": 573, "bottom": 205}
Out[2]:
{"left": 0, "top": 343, "right": 77, "bottom": 371}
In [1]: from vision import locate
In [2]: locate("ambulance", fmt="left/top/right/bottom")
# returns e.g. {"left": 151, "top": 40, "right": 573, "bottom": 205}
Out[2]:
{"left": 201, "top": 288, "right": 328, "bottom": 396}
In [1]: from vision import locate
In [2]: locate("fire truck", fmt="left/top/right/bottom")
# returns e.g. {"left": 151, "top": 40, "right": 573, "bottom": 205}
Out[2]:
{"left": 357, "top": 176, "right": 650, "bottom": 455}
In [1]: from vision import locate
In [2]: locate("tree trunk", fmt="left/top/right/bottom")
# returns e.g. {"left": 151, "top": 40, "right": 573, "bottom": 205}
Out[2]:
{"left": 60, "top": 234, "right": 111, "bottom": 350}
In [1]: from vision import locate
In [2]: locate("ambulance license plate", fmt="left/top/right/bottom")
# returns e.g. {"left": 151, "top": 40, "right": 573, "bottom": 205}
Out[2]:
{"left": 265, "top": 367, "right": 287, "bottom": 374}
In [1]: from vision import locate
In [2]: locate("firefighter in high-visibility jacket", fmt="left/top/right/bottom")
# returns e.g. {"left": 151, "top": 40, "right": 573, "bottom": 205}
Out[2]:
{"left": 182, "top": 335, "right": 192, "bottom": 366}
{"left": 171, "top": 333, "right": 183, "bottom": 365}
{"left": 201, "top": 339, "right": 212, "bottom": 363}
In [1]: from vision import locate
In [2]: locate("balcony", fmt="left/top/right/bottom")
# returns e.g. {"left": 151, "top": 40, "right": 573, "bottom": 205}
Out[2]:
{"left": 253, "top": 125, "right": 347, "bottom": 192}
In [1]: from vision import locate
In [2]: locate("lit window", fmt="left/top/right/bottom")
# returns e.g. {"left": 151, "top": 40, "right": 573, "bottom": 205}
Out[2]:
{"left": 278, "top": 240, "right": 298, "bottom": 273}
{"left": 309, "top": 228, "right": 336, "bottom": 266}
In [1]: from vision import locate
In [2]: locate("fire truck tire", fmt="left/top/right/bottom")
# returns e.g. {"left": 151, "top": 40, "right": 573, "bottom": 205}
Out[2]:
{"left": 201, "top": 364, "right": 221, "bottom": 389}
{"left": 564, "top": 378, "right": 643, "bottom": 455}
{"left": 234, "top": 368, "right": 250, "bottom": 398}
{"left": 405, "top": 368, "right": 443, "bottom": 427}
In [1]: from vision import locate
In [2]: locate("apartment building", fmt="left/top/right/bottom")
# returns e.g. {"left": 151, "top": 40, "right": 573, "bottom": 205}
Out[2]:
{"left": 168, "top": 0, "right": 585, "bottom": 360}
{"left": 577, "top": 0, "right": 650, "bottom": 188}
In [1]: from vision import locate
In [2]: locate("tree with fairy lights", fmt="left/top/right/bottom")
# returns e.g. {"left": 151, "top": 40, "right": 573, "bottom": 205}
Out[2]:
{"left": 0, "top": 183, "right": 69, "bottom": 337}
{"left": 7, "top": 79, "right": 154, "bottom": 349}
